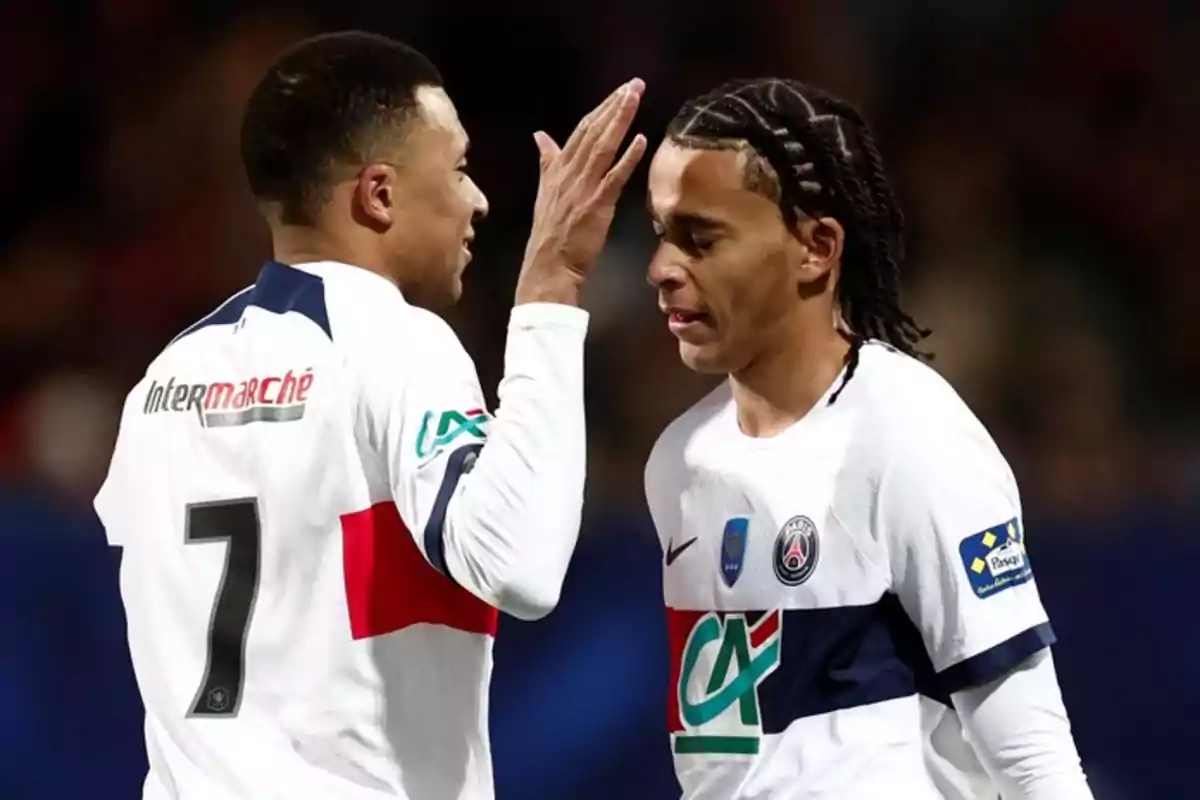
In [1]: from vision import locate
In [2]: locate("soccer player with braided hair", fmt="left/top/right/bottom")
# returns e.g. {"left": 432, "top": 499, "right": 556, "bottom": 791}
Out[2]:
{"left": 644, "top": 79, "right": 1092, "bottom": 799}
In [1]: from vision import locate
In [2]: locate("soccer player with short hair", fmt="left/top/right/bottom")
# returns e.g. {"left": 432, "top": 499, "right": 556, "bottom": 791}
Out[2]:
{"left": 95, "top": 31, "right": 647, "bottom": 799}
{"left": 643, "top": 78, "right": 1092, "bottom": 799}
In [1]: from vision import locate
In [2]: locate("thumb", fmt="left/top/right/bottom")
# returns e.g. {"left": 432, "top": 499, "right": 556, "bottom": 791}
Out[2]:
{"left": 533, "top": 131, "right": 560, "bottom": 170}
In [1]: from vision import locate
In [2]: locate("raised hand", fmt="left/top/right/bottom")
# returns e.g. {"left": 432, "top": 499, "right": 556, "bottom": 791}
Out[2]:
{"left": 516, "top": 79, "right": 648, "bottom": 305}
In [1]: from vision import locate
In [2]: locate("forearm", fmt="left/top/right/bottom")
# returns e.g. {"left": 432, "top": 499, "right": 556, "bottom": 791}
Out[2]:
{"left": 952, "top": 650, "right": 1093, "bottom": 799}
{"left": 441, "top": 303, "right": 587, "bottom": 620}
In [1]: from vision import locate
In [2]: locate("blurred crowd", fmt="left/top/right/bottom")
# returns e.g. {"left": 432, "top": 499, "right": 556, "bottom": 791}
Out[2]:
{"left": 1, "top": 1, "right": 1197, "bottom": 522}
{"left": 1, "top": 1, "right": 1197, "bottom": 798}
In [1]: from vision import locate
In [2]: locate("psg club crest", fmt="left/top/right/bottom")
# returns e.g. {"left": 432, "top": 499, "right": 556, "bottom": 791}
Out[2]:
{"left": 773, "top": 515, "right": 819, "bottom": 586}
{"left": 721, "top": 517, "right": 749, "bottom": 588}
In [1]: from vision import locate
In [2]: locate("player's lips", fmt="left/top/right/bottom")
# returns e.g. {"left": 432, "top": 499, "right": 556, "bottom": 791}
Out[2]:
{"left": 663, "top": 305, "right": 714, "bottom": 342}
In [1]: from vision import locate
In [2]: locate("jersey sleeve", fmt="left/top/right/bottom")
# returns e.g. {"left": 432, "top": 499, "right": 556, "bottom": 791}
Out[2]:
{"left": 952, "top": 650, "right": 1093, "bottom": 799}
{"left": 879, "top": 418, "right": 1055, "bottom": 694}
{"left": 94, "top": 384, "right": 146, "bottom": 546}
{"left": 359, "top": 302, "right": 589, "bottom": 621}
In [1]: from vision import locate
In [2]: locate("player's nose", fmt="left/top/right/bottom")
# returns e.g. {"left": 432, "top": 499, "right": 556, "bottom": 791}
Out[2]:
{"left": 469, "top": 177, "right": 488, "bottom": 221}
{"left": 647, "top": 248, "right": 687, "bottom": 290}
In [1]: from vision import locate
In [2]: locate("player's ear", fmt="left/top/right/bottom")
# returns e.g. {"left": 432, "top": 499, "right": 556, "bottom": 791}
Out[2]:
{"left": 792, "top": 214, "right": 844, "bottom": 284}
{"left": 354, "top": 164, "right": 397, "bottom": 230}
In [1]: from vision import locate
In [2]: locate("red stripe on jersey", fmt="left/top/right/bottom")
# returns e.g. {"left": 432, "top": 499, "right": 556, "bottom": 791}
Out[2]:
{"left": 341, "top": 501, "right": 499, "bottom": 640}
{"left": 666, "top": 608, "right": 707, "bottom": 733}
{"left": 749, "top": 608, "right": 780, "bottom": 648}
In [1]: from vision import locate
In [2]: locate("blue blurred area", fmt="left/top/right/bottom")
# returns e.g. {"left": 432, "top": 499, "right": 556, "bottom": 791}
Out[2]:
{"left": 0, "top": 487, "right": 142, "bottom": 799}
{"left": 2, "top": 490, "right": 1195, "bottom": 799}
{"left": 1, "top": 1, "right": 1198, "bottom": 797}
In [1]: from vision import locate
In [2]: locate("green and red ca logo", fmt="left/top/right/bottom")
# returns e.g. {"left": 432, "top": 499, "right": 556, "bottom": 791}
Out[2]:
{"left": 415, "top": 408, "right": 490, "bottom": 460}
{"left": 670, "top": 609, "right": 782, "bottom": 756}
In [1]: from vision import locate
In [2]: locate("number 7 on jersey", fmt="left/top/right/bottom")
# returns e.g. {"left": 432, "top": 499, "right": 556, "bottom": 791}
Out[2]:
{"left": 184, "top": 499, "right": 261, "bottom": 718}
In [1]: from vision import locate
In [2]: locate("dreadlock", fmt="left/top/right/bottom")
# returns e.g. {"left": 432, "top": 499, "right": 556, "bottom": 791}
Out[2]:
{"left": 667, "top": 78, "right": 931, "bottom": 375}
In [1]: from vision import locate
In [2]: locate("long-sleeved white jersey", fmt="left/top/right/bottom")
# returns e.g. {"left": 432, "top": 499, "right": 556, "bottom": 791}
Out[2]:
{"left": 645, "top": 341, "right": 1091, "bottom": 799}
{"left": 95, "top": 259, "right": 588, "bottom": 799}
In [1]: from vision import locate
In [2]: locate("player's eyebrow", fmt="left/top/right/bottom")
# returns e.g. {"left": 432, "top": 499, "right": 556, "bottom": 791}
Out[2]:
{"left": 678, "top": 212, "right": 727, "bottom": 230}
{"left": 647, "top": 204, "right": 728, "bottom": 232}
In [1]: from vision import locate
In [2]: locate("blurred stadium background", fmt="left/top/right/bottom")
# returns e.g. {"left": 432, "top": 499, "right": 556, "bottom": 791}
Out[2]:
{"left": 1, "top": 1, "right": 1197, "bottom": 798}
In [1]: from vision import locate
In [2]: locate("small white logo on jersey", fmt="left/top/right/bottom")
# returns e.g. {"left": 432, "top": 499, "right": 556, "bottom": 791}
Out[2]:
{"left": 143, "top": 368, "right": 314, "bottom": 428}
{"left": 986, "top": 540, "right": 1026, "bottom": 576}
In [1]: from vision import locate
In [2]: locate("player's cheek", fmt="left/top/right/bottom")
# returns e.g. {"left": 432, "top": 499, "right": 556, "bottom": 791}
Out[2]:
{"left": 715, "top": 262, "right": 751, "bottom": 326}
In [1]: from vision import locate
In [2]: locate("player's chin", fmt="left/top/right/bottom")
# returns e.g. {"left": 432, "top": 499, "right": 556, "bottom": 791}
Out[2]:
{"left": 417, "top": 273, "right": 463, "bottom": 310}
{"left": 678, "top": 341, "right": 731, "bottom": 374}
{"left": 442, "top": 252, "right": 470, "bottom": 302}
{"left": 443, "top": 273, "right": 464, "bottom": 306}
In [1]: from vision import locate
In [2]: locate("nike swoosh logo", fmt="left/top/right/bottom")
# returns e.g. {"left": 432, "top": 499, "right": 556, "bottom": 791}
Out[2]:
{"left": 665, "top": 536, "right": 699, "bottom": 566}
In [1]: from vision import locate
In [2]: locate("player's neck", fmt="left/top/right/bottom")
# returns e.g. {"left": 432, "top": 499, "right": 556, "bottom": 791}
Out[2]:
{"left": 729, "top": 319, "right": 852, "bottom": 438}
{"left": 271, "top": 226, "right": 398, "bottom": 286}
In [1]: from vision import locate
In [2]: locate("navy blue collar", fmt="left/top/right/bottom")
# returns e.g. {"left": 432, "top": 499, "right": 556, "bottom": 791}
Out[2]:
{"left": 171, "top": 261, "right": 332, "bottom": 345}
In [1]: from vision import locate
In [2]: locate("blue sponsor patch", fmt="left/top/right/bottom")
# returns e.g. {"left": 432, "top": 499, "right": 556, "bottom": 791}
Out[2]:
{"left": 721, "top": 517, "right": 749, "bottom": 588}
{"left": 958, "top": 518, "right": 1033, "bottom": 599}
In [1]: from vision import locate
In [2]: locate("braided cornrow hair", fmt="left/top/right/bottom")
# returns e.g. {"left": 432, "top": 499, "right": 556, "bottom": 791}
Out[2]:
{"left": 668, "top": 78, "right": 931, "bottom": 389}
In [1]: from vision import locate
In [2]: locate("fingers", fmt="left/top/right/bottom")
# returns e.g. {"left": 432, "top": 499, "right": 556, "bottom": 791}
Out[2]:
{"left": 576, "top": 80, "right": 643, "bottom": 169}
{"left": 596, "top": 134, "right": 648, "bottom": 204}
{"left": 560, "top": 79, "right": 643, "bottom": 164}
{"left": 533, "top": 131, "right": 560, "bottom": 171}
{"left": 582, "top": 84, "right": 644, "bottom": 181}
{"left": 559, "top": 84, "right": 626, "bottom": 162}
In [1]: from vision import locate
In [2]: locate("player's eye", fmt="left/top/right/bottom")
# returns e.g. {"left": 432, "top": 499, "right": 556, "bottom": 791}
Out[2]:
{"left": 687, "top": 232, "right": 718, "bottom": 255}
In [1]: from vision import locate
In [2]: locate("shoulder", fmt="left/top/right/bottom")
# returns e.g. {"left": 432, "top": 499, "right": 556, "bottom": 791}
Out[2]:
{"left": 645, "top": 380, "right": 732, "bottom": 493}
{"left": 402, "top": 306, "right": 474, "bottom": 365}
{"left": 332, "top": 289, "right": 474, "bottom": 377}
{"left": 847, "top": 342, "right": 1006, "bottom": 472}
{"left": 111, "top": 374, "right": 155, "bottom": 431}
{"left": 346, "top": 306, "right": 480, "bottom": 448}
{"left": 842, "top": 344, "right": 1018, "bottom": 530}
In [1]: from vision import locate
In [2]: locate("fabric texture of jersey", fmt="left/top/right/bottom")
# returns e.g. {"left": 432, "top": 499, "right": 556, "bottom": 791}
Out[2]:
{"left": 645, "top": 341, "right": 1056, "bottom": 800}
{"left": 95, "top": 261, "right": 588, "bottom": 799}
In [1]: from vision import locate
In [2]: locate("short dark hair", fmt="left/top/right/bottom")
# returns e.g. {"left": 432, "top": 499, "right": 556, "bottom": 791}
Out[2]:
{"left": 240, "top": 31, "right": 443, "bottom": 225}
{"left": 667, "top": 78, "right": 930, "bottom": 362}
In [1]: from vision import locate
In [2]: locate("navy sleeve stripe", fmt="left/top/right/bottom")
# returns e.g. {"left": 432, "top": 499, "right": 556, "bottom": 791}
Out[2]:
{"left": 938, "top": 622, "right": 1056, "bottom": 694}
{"left": 423, "top": 444, "right": 484, "bottom": 583}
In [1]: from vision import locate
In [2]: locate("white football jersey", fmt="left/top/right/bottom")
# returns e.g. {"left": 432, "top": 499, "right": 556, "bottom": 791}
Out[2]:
{"left": 96, "top": 260, "right": 588, "bottom": 799}
{"left": 645, "top": 341, "right": 1055, "bottom": 799}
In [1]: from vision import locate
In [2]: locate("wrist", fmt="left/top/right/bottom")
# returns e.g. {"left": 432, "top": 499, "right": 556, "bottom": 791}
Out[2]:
{"left": 514, "top": 268, "right": 583, "bottom": 307}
